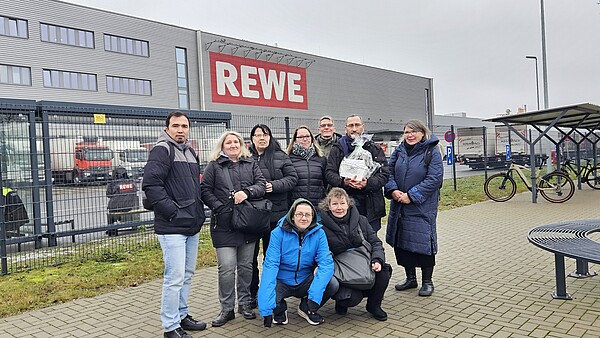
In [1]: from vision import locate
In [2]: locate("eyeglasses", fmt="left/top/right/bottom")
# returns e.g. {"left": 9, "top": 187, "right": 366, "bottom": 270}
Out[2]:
{"left": 404, "top": 130, "right": 421, "bottom": 135}
{"left": 319, "top": 123, "right": 333, "bottom": 128}
{"left": 253, "top": 133, "right": 270, "bottom": 138}
{"left": 294, "top": 212, "right": 313, "bottom": 219}
{"left": 346, "top": 123, "right": 363, "bottom": 128}
{"left": 296, "top": 135, "right": 311, "bottom": 140}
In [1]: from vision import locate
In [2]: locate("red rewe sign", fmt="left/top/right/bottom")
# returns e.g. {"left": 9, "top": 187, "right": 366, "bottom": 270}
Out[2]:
{"left": 209, "top": 52, "right": 308, "bottom": 110}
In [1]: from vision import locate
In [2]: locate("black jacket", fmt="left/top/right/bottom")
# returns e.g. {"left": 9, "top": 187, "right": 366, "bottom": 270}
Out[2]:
{"left": 142, "top": 131, "right": 205, "bottom": 235}
{"left": 106, "top": 178, "right": 139, "bottom": 212}
{"left": 201, "top": 155, "right": 266, "bottom": 247}
{"left": 320, "top": 206, "right": 385, "bottom": 265}
{"left": 250, "top": 148, "right": 298, "bottom": 223}
{"left": 288, "top": 153, "right": 327, "bottom": 207}
{"left": 325, "top": 137, "right": 389, "bottom": 227}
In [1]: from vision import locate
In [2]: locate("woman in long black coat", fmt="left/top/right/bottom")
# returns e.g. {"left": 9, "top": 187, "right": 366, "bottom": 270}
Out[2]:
{"left": 248, "top": 124, "right": 298, "bottom": 307}
{"left": 201, "top": 130, "right": 266, "bottom": 327}
{"left": 286, "top": 125, "right": 327, "bottom": 207}
{"left": 319, "top": 187, "right": 391, "bottom": 321}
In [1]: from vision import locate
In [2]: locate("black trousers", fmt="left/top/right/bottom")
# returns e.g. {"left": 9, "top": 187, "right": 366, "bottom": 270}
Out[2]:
{"left": 250, "top": 221, "right": 276, "bottom": 297}
{"left": 335, "top": 263, "right": 392, "bottom": 309}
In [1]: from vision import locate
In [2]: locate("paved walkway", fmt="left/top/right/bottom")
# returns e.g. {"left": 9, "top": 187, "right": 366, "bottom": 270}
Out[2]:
{"left": 1, "top": 189, "right": 599, "bottom": 337}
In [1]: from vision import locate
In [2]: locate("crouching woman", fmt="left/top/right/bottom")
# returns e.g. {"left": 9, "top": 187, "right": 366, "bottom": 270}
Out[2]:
{"left": 258, "top": 198, "right": 338, "bottom": 327}
{"left": 319, "top": 187, "right": 391, "bottom": 321}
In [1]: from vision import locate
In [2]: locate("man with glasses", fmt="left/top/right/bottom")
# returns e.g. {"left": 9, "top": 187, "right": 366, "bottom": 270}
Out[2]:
{"left": 258, "top": 198, "right": 338, "bottom": 327}
{"left": 315, "top": 116, "right": 342, "bottom": 158}
{"left": 325, "top": 114, "right": 389, "bottom": 232}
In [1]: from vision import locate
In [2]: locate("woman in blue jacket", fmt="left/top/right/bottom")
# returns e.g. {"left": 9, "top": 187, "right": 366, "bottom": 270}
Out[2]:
{"left": 258, "top": 198, "right": 338, "bottom": 327}
{"left": 384, "top": 119, "right": 443, "bottom": 297}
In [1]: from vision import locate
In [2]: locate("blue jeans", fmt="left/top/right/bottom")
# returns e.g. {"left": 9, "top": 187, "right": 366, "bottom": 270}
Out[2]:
{"left": 215, "top": 242, "right": 256, "bottom": 311}
{"left": 157, "top": 233, "right": 199, "bottom": 332}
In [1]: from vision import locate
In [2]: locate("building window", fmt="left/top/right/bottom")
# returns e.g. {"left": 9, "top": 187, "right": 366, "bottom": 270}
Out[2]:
{"left": 40, "top": 23, "right": 94, "bottom": 48}
{"left": 104, "top": 34, "right": 149, "bottom": 57}
{"left": 0, "top": 64, "right": 31, "bottom": 86}
{"left": 176, "top": 47, "right": 189, "bottom": 109}
{"left": 43, "top": 69, "right": 97, "bottom": 91}
{"left": 106, "top": 75, "right": 151, "bottom": 96}
{"left": 0, "top": 15, "right": 28, "bottom": 38}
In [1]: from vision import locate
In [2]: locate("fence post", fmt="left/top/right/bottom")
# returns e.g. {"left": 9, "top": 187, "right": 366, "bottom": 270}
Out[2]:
{"left": 284, "top": 117, "right": 291, "bottom": 144}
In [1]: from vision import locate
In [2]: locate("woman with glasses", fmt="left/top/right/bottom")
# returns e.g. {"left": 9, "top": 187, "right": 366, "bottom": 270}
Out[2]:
{"left": 384, "top": 119, "right": 443, "bottom": 297}
{"left": 200, "top": 131, "right": 266, "bottom": 327}
{"left": 258, "top": 198, "right": 338, "bottom": 327}
{"left": 249, "top": 124, "right": 298, "bottom": 308}
{"left": 319, "top": 187, "right": 391, "bottom": 321}
{"left": 286, "top": 126, "right": 328, "bottom": 206}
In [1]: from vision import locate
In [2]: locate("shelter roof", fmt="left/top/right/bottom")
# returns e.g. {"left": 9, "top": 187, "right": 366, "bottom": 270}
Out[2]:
{"left": 484, "top": 103, "right": 600, "bottom": 131}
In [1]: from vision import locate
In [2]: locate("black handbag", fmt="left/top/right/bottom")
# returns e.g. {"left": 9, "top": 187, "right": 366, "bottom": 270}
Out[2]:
{"left": 333, "top": 225, "right": 376, "bottom": 290}
{"left": 223, "top": 166, "right": 272, "bottom": 234}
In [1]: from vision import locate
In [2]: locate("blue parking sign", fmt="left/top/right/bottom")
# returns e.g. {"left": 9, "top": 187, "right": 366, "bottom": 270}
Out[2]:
{"left": 446, "top": 146, "right": 453, "bottom": 165}
{"left": 506, "top": 144, "right": 511, "bottom": 161}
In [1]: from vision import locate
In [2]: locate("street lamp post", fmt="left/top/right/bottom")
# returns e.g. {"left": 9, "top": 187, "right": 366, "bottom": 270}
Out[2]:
{"left": 540, "top": 0, "right": 549, "bottom": 109}
{"left": 525, "top": 56, "right": 540, "bottom": 110}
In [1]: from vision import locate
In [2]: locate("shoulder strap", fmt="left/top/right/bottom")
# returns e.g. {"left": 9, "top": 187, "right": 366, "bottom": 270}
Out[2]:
{"left": 222, "top": 165, "right": 235, "bottom": 193}
{"left": 356, "top": 224, "right": 372, "bottom": 252}
{"left": 424, "top": 144, "right": 435, "bottom": 166}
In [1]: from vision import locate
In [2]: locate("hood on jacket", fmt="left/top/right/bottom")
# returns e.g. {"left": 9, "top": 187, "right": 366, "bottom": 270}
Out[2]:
{"left": 283, "top": 198, "right": 318, "bottom": 233}
{"left": 157, "top": 129, "right": 191, "bottom": 152}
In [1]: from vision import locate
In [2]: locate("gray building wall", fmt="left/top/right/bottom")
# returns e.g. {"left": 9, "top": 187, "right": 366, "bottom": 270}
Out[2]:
{"left": 0, "top": 0, "right": 200, "bottom": 109}
{"left": 1, "top": 0, "right": 433, "bottom": 131}
{"left": 199, "top": 31, "right": 433, "bottom": 128}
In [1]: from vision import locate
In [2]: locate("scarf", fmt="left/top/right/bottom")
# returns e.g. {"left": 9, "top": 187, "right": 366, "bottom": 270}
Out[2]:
{"left": 292, "top": 143, "right": 316, "bottom": 160}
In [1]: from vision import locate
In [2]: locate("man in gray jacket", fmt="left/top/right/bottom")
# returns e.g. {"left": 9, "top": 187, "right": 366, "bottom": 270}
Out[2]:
{"left": 143, "top": 111, "right": 206, "bottom": 338}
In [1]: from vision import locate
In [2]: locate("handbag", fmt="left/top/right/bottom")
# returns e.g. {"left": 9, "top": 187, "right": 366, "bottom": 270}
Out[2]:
{"left": 333, "top": 225, "right": 376, "bottom": 290}
{"left": 222, "top": 166, "right": 272, "bottom": 234}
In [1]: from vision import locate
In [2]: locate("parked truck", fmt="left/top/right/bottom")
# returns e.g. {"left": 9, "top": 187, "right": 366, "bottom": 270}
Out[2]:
{"left": 104, "top": 140, "right": 148, "bottom": 179}
{"left": 50, "top": 137, "right": 113, "bottom": 183}
{"left": 458, "top": 125, "right": 538, "bottom": 170}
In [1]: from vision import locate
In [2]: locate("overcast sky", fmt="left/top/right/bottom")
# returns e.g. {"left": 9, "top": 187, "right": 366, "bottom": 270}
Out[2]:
{"left": 65, "top": 0, "right": 600, "bottom": 119}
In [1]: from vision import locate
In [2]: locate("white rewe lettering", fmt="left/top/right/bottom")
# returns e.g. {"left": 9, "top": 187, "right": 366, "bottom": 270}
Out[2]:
{"left": 216, "top": 61, "right": 239, "bottom": 96}
{"left": 240, "top": 65, "right": 259, "bottom": 99}
{"left": 258, "top": 68, "right": 285, "bottom": 101}
{"left": 287, "top": 72, "right": 303, "bottom": 103}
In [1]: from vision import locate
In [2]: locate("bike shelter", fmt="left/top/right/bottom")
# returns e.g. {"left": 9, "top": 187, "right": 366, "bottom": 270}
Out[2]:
{"left": 485, "top": 103, "right": 600, "bottom": 203}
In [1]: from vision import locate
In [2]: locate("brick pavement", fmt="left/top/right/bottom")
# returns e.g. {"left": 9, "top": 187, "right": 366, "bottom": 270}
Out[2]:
{"left": 1, "top": 188, "right": 599, "bottom": 337}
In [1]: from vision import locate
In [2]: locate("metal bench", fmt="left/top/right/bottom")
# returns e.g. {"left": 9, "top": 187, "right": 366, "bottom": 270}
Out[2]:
{"left": 528, "top": 219, "right": 600, "bottom": 300}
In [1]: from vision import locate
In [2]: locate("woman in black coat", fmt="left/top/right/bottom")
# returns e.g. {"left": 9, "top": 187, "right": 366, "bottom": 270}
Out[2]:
{"left": 318, "top": 187, "right": 391, "bottom": 321}
{"left": 201, "top": 130, "right": 266, "bottom": 327}
{"left": 248, "top": 124, "right": 298, "bottom": 307}
{"left": 286, "top": 125, "right": 327, "bottom": 206}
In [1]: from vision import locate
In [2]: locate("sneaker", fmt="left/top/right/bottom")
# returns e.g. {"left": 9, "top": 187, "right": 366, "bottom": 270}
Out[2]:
{"left": 273, "top": 310, "right": 288, "bottom": 325}
{"left": 180, "top": 314, "right": 206, "bottom": 331}
{"left": 297, "top": 298, "right": 324, "bottom": 325}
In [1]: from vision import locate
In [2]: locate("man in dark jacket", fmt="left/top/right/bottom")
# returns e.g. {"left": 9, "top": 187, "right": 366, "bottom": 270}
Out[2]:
{"left": 325, "top": 114, "right": 389, "bottom": 232}
{"left": 142, "top": 111, "right": 207, "bottom": 338}
{"left": 315, "top": 115, "right": 342, "bottom": 158}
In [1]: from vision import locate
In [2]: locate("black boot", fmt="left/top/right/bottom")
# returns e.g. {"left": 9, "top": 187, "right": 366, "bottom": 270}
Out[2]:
{"left": 419, "top": 266, "right": 434, "bottom": 296}
{"left": 395, "top": 266, "right": 417, "bottom": 291}
{"left": 211, "top": 310, "right": 235, "bottom": 327}
{"left": 419, "top": 280, "right": 434, "bottom": 296}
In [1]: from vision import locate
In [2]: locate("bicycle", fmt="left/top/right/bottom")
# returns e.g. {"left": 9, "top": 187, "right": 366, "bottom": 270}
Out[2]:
{"left": 559, "top": 158, "right": 600, "bottom": 190}
{"left": 484, "top": 159, "right": 575, "bottom": 203}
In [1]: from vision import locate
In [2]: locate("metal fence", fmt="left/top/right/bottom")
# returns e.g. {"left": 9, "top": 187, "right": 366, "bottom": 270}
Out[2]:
{"left": 1, "top": 103, "right": 411, "bottom": 275}
{"left": 0, "top": 100, "right": 229, "bottom": 275}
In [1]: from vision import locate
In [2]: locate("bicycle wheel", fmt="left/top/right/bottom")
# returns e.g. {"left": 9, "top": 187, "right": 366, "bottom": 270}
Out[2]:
{"left": 539, "top": 171, "right": 575, "bottom": 203}
{"left": 585, "top": 167, "right": 600, "bottom": 190}
{"left": 484, "top": 173, "right": 516, "bottom": 202}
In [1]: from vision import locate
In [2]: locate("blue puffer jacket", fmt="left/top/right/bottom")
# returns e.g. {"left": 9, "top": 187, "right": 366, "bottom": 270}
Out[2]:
{"left": 258, "top": 198, "right": 334, "bottom": 317}
{"left": 384, "top": 135, "right": 443, "bottom": 255}
{"left": 142, "top": 131, "right": 206, "bottom": 236}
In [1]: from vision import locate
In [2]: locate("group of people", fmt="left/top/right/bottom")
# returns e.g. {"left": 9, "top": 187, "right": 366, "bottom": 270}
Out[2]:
{"left": 142, "top": 112, "right": 443, "bottom": 338}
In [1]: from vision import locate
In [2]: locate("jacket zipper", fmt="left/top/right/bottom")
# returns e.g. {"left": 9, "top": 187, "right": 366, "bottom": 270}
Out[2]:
{"left": 295, "top": 232, "right": 304, "bottom": 284}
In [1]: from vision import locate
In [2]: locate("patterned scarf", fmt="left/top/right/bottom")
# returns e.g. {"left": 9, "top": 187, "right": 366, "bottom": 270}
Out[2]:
{"left": 292, "top": 143, "right": 316, "bottom": 160}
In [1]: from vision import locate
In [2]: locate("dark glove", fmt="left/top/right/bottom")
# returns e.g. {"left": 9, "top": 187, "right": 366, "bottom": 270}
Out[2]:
{"left": 263, "top": 315, "right": 272, "bottom": 327}
{"left": 307, "top": 299, "right": 320, "bottom": 312}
